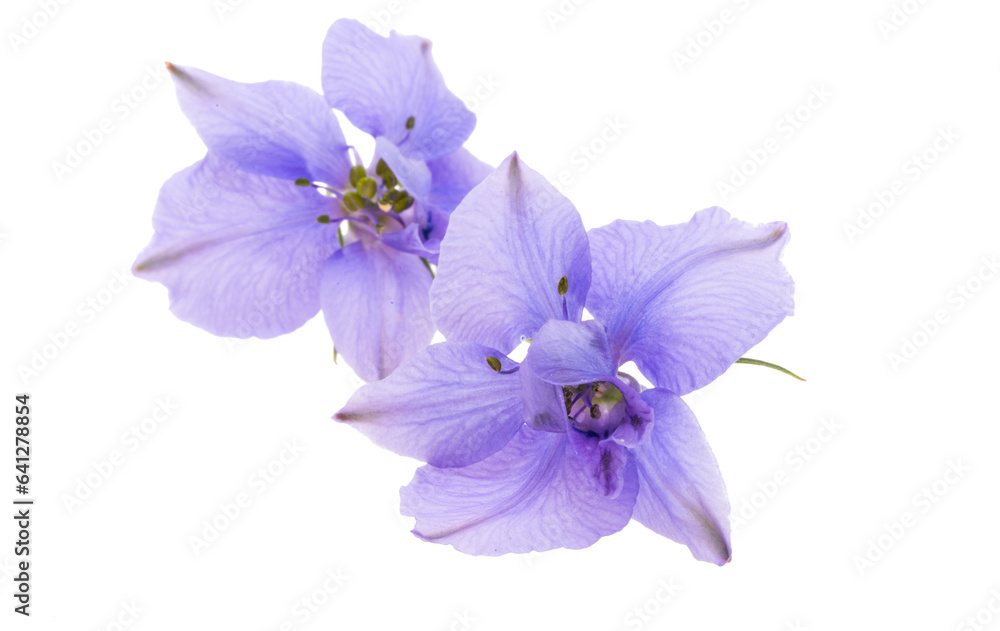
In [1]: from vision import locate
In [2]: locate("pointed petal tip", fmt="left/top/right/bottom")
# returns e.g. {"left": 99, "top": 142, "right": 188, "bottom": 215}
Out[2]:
{"left": 770, "top": 222, "right": 789, "bottom": 241}
{"left": 333, "top": 411, "right": 360, "bottom": 422}
{"left": 505, "top": 152, "right": 522, "bottom": 185}
{"left": 131, "top": 251, "right": 155, "bottom": 275}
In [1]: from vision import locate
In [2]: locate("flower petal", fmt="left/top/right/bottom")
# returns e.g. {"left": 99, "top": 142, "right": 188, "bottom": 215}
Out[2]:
{"left": 400, "top": 427, "right": 638, "bottom": 555}
{"left": 167, "top": 64, "right": 351, "bottom": 184}
{"left": 374, "top": 135, "right": 431, "bottom": 200}
{"left": 426, "top": 147, "right": 494, "bottom": 213}
{"left": 566, "top": 429, "right": 630, "bottom": 499}
{"left": 335, "top": 342, "right": 522, "bottom": 468}
{"left": 526, "top": 320, "right": 616, "bottom": 385}
{"left": 133, "top": 153, "right": 340, "bottom": 338}
{"left": 430, "top": 153, "right": 591, "bottom": 353}
{"left": 632, "top": 388, "right": 732, "bottom": 565}
{"left": 587, "top": 208, "right": 794, "bottom": 395}
{"left": 518, "top": 358, "right": 567, "bottom": 432}
{"left": 321, "top": 19, "right": 475, "bottom": 160}
{"left": 605, "top": 380, "right": 654, "bottom": 449}
{"left": 320, "top": 238, "right": 435, "bottom": 381}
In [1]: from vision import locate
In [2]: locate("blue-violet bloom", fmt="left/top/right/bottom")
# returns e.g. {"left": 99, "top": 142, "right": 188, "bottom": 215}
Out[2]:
{"left": 133, "top": 19, "right": 491, "bottom": 381}
{"left": 335, "top": 153, "right": 794, "bottom": 562}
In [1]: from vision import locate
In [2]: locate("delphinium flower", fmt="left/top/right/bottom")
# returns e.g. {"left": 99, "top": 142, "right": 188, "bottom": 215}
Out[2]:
{"left": 133, "top": 19, "right": 490, "bottom": 381}
{"left": 335, "top": 153, "right": 794, "bottom": 562}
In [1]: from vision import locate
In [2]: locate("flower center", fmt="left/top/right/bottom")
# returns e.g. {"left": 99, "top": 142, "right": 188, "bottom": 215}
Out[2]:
{"left": 296, "top": 159, "right": 416, "bottom": 234}
{"left": 564, "top": 381, "right": 627, "bottom": 439}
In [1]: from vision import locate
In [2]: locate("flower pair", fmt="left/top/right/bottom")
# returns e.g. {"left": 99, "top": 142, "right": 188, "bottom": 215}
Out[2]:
{"left": 135, "top": 19, "right": 795, "bottom": 562}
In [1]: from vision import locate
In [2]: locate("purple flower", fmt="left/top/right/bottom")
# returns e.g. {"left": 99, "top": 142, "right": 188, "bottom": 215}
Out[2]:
{"left": 335, "top": 154, "right": 794, "bottom": 562}
{"left": 133, "top": 19, "right": 491, "bottom": 381}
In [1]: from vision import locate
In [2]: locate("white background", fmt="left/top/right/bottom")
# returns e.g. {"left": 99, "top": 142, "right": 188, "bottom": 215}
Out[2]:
{"left": 2, "top": 0, "right": 999, "bottom": 629}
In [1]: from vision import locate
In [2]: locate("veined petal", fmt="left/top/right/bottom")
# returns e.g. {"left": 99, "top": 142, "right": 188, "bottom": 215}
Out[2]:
{"left": 415, "top": 203, "right": 449, "bottom": 260}
{"left": 426, "top": 147, "right": 494, "bottom": 213}
{"left": 133, "top": 153, "right": 340, "bottom": 338}
{"left": 167, "top": 64, "right": 351, "bottom": 185}
{"left": 378, "top": 203, "right": 450, "bottom": 263}
{"left": 321, "top": 19, "right": 475, "bottom": 160}
{"left": 430, "top": 153, "right": 591, "bottom": 353}
{"left": 320, "top": 238, "right": 435, "bottom": 381}
{"left": 526, "top": 320, "right": 616, "bottom": 385}
{"left": 566, "top": 429, "right": 630, "bottom": 499}
{"left": 587, "top": 208, "right": 794, "bottom": 395}
{"left": 374, "top": 135, "right": 431, "bottom": 200}
{"left": 400, "top": 427, "right": 638, "bottom": 555}
{"left": 605, "top": 377, "right": 654, "bottom": 449}
{"left": 378, "top": 222, "right": 435, "bottom": 261}
{"left": 632, "top": 389, "right": 732, "bottom": 565}
{"left": 335, "top": 342, "right": 522, "bottom": 468}
{"left": 518, "top": 358, "right": 567, "bottom": 432}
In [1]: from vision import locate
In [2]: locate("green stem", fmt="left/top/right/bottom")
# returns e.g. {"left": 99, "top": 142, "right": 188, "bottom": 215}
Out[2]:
{"left": 735, "top": 357, "right": 805, "bottom": 381}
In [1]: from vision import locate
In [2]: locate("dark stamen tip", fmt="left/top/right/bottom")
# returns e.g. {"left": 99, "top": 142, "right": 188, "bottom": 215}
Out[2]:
{"left": 486, "top": 356, "right": 502, "bottom": 372}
